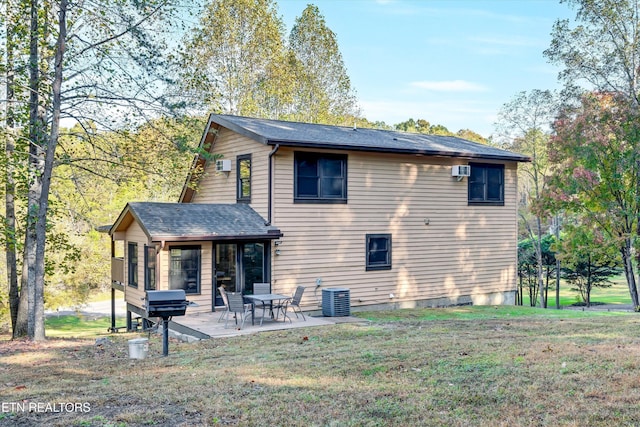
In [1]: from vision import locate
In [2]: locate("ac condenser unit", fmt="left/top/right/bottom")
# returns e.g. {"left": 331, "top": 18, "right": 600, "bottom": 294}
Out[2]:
{"left": 215, "top": 159, "right": 231, "bottom": 172}
{"left": 452, "top": 165, "right": 471, "bottom": 177}
{"left": 322, "top": 288, "right": 351, "bottom": 317}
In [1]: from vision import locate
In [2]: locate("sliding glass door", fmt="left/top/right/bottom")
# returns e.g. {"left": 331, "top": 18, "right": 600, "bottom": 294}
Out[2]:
{"left": 213, "top": 242, "right": 267, "bottom": 308}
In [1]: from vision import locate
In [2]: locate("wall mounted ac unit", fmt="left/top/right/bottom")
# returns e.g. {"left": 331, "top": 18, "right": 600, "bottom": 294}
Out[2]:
{"left": 215, "top": 159, "right": 231, "bottom": 172}
{"left": 452, "top": 165, "right": 471, "bottom": 177}
{"left": 322, "top": 288, "right": 351, "bottom": 317}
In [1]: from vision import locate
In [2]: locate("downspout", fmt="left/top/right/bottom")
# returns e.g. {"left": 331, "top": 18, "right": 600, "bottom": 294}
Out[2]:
{"left": 266, "top": 144, "right": 280, "bottom": 226}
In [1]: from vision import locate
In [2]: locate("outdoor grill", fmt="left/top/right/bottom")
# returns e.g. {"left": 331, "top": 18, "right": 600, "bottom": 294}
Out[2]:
{"left": 145, "top": 290, "right": 189, "bottom": 318}
{"left": 144, "top": 290, "right": 190, "bottom": 356}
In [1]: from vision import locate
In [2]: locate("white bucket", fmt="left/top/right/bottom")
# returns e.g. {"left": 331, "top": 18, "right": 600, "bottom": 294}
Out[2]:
{"left": 128, "top": 338, "right": 149, "bottom": 359}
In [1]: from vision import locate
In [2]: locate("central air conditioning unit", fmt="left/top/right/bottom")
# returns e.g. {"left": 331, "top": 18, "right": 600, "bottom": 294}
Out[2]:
{"left": 452, "top": 165, "right": 471, "bottom": 177}
{"left": 215, "top": 159, "right": 231, "bottom": 172}
{"left": 322, "top": 288, "right": 351, "bottom": 317}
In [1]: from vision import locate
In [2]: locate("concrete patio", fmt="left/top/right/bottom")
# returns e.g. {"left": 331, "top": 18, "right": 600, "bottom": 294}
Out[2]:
{"left": 169, "top": 309, "right": 359, "bottom": 340}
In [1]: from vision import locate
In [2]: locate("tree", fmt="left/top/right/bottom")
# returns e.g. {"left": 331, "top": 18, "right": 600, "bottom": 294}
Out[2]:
{"left": 544, "top": 0, "right": 640, "bottom": 308}
{"left": 545, "top": 0, "right": 640, "bottom": 108}
{"left": 456, "top": 129, "right": 487, "bottom": 144}
{"left": 179, "top": 1, "right": 359, "bottom": 125}
{"left": 1, "top": 0, "right": 29, "bottom": 335}
{"left": 288, "top": 4, "right": 359, "bottom": 124}
{"left": 517, "top": 235, "right": 558, "bottom": 307}
{"left": 495, "top": 90, "right": 558, "bottom": 308}
{"left": 547, "top": 92, "right": 640, "bottom": 307}
{"left": 558, "top": 222, "right": 622, "bottom": 306}
{"left": 2, "top": 0, "right": 190, "bottom": 340}
{"left": 179, "top": 0, "right": 288, "bottom": 117}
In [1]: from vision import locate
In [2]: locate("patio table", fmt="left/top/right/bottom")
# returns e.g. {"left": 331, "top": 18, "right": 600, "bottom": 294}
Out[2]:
{"left": 244, "top": 293, "right": 291, "bottom": 325}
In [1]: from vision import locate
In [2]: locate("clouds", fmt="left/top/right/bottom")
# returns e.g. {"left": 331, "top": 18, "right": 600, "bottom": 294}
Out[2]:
{"left": 410, "top": 80, "right": 489, "bottom": 92}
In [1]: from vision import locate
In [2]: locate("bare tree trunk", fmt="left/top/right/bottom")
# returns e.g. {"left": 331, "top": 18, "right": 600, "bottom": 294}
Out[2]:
{"left": 554, "top": 215, "right": 561, "bottom": 309}
{"left": 535, "top": 216, "right": 546, "bottom": 308}
{"left": 18, "top": 0, "right": 47, "bottom": 339}
{"left": 30, "top": 0, "right": 68, "bottom": 341}
{"left": 4, "top": 0, "right": 20, "bottom": 337}
{"left": 621, "top": 239, "right": 640, "bottom": 308}
{"left": 14, "top": 259, "right": 29, "bottom": 337}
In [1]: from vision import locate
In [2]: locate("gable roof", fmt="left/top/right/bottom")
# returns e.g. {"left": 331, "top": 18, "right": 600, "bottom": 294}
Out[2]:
{"left": 208, "top": 114, "right": 530, "bottom": 162}
{"left": 110, "top": 202, "right": 282, "bottom": 242}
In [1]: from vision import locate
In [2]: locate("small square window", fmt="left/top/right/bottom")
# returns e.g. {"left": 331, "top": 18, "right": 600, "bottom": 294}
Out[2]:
{"left": 366, "top": 234, "right": 392, "bottom": 271}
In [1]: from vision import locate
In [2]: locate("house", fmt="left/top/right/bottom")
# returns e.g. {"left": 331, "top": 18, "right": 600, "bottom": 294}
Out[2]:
{"left": 109, "top": 114, "right": 529, "bottom": 328}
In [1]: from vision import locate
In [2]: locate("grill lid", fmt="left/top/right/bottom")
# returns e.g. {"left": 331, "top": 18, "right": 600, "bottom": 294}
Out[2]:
{"left": 146, "top": 290, "right": 187, "bottom": 306}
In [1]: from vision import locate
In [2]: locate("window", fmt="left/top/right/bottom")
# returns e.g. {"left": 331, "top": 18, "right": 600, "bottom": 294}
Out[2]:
{"left": 145, "top": 245, "right": 156, "bottom": 291}
{"left": 169, "top": 246, "right": 201, "bottom": 294}
{"left": 294, "top": 152, "right": 347, "bottom": 203}
{"left": 468, "top": 163, "right": 504, "bottom": 205}
{"left": 237, "top": 154, "right": 251, "bottom": 202}
{"left": 366, "top": 234, "right": 392, "bottom": 271}
{"left": 127, "top": 242, "right": 138, "bottom": 288}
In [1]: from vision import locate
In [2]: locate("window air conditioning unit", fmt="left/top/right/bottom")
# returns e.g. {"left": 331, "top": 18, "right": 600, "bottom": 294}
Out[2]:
{"left": 452, "top": 165, "right": 471, "bottom": 177}
{"left": 215, "top": 159, "right": 231, "bottom": 172}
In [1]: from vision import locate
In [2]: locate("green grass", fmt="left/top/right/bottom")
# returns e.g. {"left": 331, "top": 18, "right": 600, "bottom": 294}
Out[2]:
{"left": 4, "top": 307, "right": 640, "bottom": 427}
{"left": 521, "top": 275, "right": 632, "bottom": 307}
{"left": 357, "top": 304, "right": 630, "bottom": 323}
{"left": 45, "top": 315, "right": 124, "bottom": 338}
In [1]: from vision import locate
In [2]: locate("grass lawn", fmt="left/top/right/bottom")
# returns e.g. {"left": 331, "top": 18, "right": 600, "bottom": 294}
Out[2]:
{"left": 2, "top": 306, "right": 640, "bottom": 426}
{"left": 522, "top": 275, "right": 633, "bottom": 307}
{"left": 44, "top": 316, "right": 124, "bottom": 339}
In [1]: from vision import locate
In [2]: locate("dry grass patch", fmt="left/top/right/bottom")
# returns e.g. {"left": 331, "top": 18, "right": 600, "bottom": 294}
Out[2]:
{"left": 2, "top": 309, "right": 640, "bottom": 426}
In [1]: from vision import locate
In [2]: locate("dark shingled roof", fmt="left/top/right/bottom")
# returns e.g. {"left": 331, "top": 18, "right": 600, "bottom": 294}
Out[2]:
{"left": 111, "top": 202, "right": 282, "bottom": 241}
{"left": 209, "top": 114, "right": 530, "bottom": 162}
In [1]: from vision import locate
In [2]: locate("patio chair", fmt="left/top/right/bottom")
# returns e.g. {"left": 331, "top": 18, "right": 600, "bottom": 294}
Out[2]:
{"left": 274, "top": 286, "right": 305, "bottom": 322}
{"left": 224, "top": 292, "right": 253, "bottom": 329}
{"left": 288, "top": 286, "right": 306, "bottom": 321}
{"left": 217, "top": 286, "right": 229, "bottom": 323}
{"left": 253, "top": 283, "right": 271, "bottom": 325}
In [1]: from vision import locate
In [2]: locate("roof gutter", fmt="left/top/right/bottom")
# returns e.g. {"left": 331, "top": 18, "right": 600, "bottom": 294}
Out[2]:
{"left": 266, "top": 143, "right": 280, "bottom": 226}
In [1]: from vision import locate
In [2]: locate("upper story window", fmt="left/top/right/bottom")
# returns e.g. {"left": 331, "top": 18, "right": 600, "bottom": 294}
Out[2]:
{"left": 145, "top": 245, "right": 156, "bottom": 291}
{"left": 468, "top": 163, "right": 504, "bottom": 206}
{"left": 127, "top": 242, "right": 138, "bottom": 288}
{"left": 294, "top": 152, "right": 347, "bottom": 203}
{"left": 169, "top": 246, "right": 201, "bottom": 294}
{"left": 237, "top": 154, "right": 251, "bottom": 202}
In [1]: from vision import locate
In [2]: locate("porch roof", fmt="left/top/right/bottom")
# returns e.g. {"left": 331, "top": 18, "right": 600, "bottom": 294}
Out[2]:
{"left": 110, "top": 202, "right": 282, "bottom": 242}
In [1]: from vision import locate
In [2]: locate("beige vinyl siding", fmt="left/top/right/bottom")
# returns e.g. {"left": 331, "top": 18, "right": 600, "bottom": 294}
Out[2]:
{"left": 157, "top": 242, "right": 213, "bottom": 313}
{"left": 123, "top": 222, "right": 147, "bottom": 309}
{"left": 271, "top": 148, "right": 518, "bottom": 309}
{"left": 192, "top": 128, "right": 271, "bottom": 218}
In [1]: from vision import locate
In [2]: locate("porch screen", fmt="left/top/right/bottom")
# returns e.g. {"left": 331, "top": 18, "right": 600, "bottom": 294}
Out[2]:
{"left": 169, "top": 246, "right": 201, "bottom": 294}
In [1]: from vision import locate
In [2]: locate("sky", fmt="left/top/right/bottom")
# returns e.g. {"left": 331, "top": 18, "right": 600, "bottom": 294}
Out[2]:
{"left": 277, "top": 0, "right": 576, "bottom": 138}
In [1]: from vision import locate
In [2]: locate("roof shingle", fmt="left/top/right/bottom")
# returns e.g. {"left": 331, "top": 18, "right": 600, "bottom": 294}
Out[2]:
{"left": 210, "top": 114, "right": 530, "bottom": 162}
{"left": 112, "top": 202, "right": 281, "bottom": 241}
